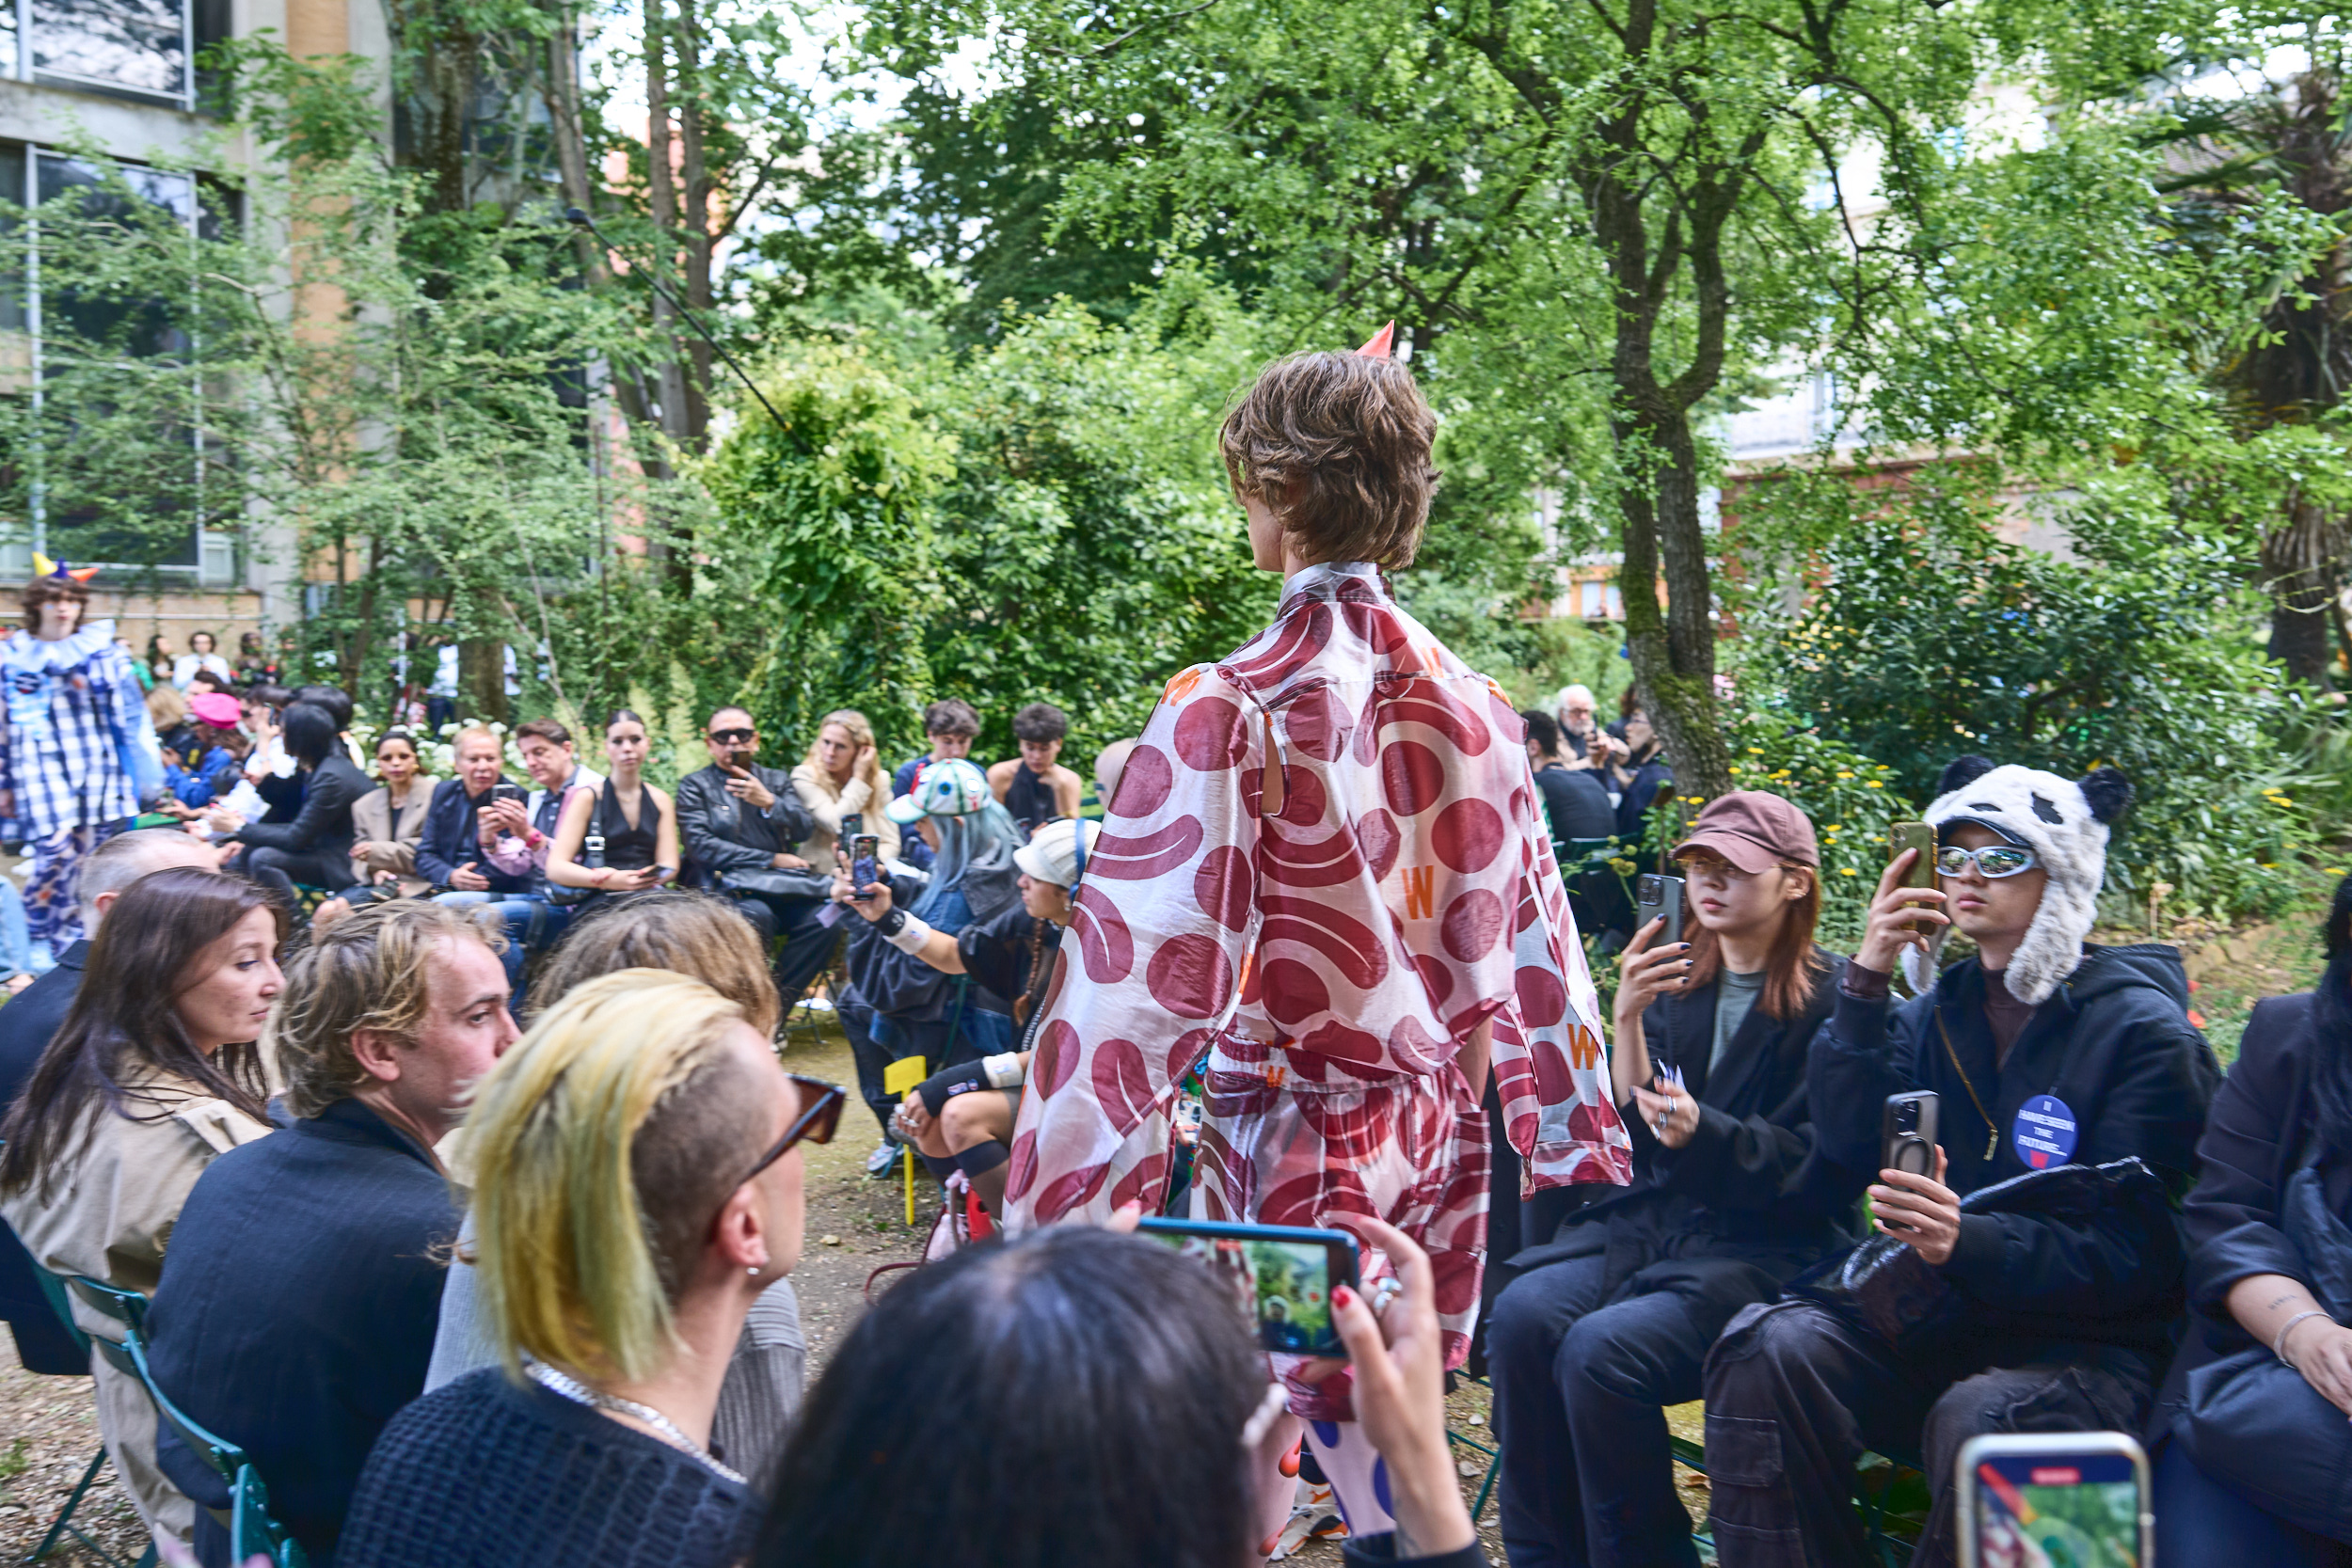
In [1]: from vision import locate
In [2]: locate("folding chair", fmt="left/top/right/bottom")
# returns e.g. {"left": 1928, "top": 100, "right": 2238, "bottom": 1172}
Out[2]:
{"left": 24, "top": 1270, "right": 154, "bottom": 1568}
{"left": 1444, "top": 1373, "right": 1502, "bottom": 1525}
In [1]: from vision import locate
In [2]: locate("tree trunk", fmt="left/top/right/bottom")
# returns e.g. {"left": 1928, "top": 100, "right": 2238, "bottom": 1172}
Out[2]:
{"left": 2262, "top": 494, "right": 2345, "bottom": 689}
{"left": 674, "top": 0, "right": 714, "bottom": 451}
{"left": 1616, "top": 404, "right": 1731, "bottom": 805}
{"left": 459, "top": 635, "right": 508, "bottom": 725}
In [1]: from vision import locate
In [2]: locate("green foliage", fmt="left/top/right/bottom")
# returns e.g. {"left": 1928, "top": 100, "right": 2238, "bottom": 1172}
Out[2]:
{"left": 1736, "top": 459, "right": 2322, "bottom": 919}
{"left": 699, "top": 343, "right": 957, "bottom": 756}
{"left": 1722, "top": 708, "right": 1921, "bottom": 950}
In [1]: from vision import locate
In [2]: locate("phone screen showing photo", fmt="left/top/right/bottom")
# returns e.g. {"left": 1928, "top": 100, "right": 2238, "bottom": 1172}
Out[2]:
{"left": 1149, "top": 1231, "right": 1343, "bottom": 1355}
{"left": 1970, "top": 1452, "right": 2140, "bottom": 1568}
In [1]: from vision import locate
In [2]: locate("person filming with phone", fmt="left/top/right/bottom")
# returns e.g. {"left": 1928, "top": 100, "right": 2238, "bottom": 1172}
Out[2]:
{"left": 1488, "top": 791, "right": 1862, "bottom": 1568}
{"left": 674, "top": 708, "right": 830, "bottom": 995}
{"left": 1701, "top": 758, "right": 2218, "bottom": 1568}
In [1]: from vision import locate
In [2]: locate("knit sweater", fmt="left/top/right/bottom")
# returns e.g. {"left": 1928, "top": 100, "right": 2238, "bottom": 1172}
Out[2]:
{"left": 336, "top": 1368, "right": 758, "bottom": 1568}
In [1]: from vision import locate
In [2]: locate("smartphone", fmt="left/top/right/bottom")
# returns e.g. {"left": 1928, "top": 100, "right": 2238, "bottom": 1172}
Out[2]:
{"left": 1136, "top": 1218, "right": 1361, "bottom": 1357}
{"left": 849, "top": 833, "right": 881, "bottom": 900}
{"left": 1956, "top": 1432, "right": 2151, "bottom": 1568}
{"left": 488, "top": 783, "right": 528, "bottom": 809}
{"left": 1882, "top": 1090, "right": 1939, "bottom": 1178}
{"left": 1889, "top": 820, "right": 1936, "bottom": 935}
{"left": 840, "top": 812, "right": 863, "bottom": 840}
{"left": 1634, "top": 873, "right": 1684, "bottom": 947}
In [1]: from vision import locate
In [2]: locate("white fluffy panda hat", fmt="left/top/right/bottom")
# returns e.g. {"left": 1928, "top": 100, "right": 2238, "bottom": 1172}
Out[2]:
{"left": 1901, "top": 755, "right": 2135, "bottom": 1006}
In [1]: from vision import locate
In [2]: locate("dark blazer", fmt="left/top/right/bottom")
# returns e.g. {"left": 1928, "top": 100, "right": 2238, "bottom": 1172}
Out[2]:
{"left": 1512, "top": 948, "right": 1858, "bottom": 1301}
{"left": 231, "top": 753, "right": 369, "bottom": 859}
{"left": 412, "top": 776, "right": 531, "bottom": 894}
{"left": 0, "top": 944, "right": 88, "bottom": 1372}
{"left": 2153, "top": 992, "right": 2349, "bottom": 1432}
{"left": 1534, "top": 765, "right": 1616, "bottom": 843}
{"left": 675, "top": 763, "right": 816, "bottom": 881}
{"left": 146, "top": 1098, "right": 460, "bottom": 1564}
{"left": 1809, "top": 943, "right": 2221, "bottom": 1358}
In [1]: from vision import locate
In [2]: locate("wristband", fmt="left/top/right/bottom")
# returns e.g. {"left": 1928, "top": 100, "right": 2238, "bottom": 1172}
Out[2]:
{"left": 2277, "top": 1308, "right": 2329, "bottom": 1368}
{"left": 875, "top": 906, "right": 907, "bottom": 939}
{"left": 981, "top": 1053, "right": 1025, "bottom": 1089}
{"left": 882, "top": 913, "right": 933, "bottom": 954}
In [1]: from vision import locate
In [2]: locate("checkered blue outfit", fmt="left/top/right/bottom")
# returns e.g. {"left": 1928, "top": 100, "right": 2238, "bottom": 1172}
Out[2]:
{"left": 0, "top": 620, "right": 164, "bottom": 947}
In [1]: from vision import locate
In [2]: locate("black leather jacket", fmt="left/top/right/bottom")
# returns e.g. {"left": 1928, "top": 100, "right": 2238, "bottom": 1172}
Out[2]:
{"left": 675, "top": 763, "right": 818, "bottom": 882}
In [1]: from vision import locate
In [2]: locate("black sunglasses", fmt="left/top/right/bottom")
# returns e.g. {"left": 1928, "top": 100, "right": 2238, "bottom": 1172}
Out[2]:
{"left": 709, "top": 727, "right": 756, "bottom": 745}
{"left": 743, "top": 1074, "right": 846, "bottom": 1184}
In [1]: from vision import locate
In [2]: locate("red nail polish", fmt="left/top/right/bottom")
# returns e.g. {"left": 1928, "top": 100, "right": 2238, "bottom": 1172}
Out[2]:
{"left": 1333, "top": 1285, "right": 1356, "bottom": 1309}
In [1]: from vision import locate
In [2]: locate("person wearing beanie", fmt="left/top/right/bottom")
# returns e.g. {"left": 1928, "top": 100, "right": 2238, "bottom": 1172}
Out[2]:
{"left": 1702, "top": 757, "right": 2221, "bottom": 1568}
{"left": 833, "top": 816, "right": 1102, "bottom": 1222}
{"left": 1486, "top": 791, "right": 1862, "bottom": 1568}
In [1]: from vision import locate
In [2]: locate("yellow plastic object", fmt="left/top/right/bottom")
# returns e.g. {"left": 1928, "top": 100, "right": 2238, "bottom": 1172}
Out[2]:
{"left": 883, "top": 1055, "right": 926, "bottom": 1095}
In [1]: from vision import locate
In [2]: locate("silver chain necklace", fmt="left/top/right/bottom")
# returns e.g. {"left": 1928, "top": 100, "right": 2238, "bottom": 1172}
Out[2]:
{"left": 524, "top": 1356, "right": 746, "bottom": 1485}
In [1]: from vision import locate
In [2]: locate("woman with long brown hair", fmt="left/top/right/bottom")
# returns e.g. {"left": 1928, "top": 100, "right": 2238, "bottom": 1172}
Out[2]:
{"left": 0, "top": 868, "right": 286, "bottom": 1551}
{"left": 1486, "top": 791, "right": 1865, "bottom": 1568}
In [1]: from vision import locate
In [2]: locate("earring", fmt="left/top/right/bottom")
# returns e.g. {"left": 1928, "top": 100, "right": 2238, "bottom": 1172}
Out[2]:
{"left": 747, "top": 1265, "right": 762, "bottom": 1276}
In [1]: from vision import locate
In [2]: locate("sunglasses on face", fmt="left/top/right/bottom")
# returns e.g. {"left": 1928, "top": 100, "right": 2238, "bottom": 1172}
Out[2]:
{"left": 709, "top": 728, "right": 756, "bottom": 745}
{"left": 1934, "top": 844, "right": 2040, "bottom": 879}
{"left": 742, "top": 1074, "right": 846, "bottom": 1185}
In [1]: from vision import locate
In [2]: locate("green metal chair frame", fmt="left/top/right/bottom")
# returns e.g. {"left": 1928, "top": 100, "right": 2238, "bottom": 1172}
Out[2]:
{"left": 1445, "top": 1374, "right": 1502, "bottom": 1524}
{"left": 22, "top": 1269, "right": 153, "bottom": 1568}
{"left": 61, "top": 1275, "right": 308, "bottom": 1567}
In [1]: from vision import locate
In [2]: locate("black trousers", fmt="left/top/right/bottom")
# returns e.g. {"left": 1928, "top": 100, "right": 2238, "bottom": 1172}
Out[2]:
{"left": 724, "top": 891, "right": 840, "bottom": 1000}
{"left": 1701, "top": 1299, "right": 2154, "bottom": 1568}
{"left": 245, "top": 845, "right": 358, "bottom": 908}
{"left": 1488, "top": 1251, "right": 1721, "bottom": 1568}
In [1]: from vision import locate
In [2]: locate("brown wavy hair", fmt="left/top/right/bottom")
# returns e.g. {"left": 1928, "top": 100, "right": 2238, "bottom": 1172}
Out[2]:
{"left": 1218, "top": 351, "right": 1439, "bottom": 569}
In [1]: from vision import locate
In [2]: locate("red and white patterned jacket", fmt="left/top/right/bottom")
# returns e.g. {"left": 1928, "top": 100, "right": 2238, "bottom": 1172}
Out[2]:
{"left": 1005, "top": 562, "right": 1630, "bottom": 1382}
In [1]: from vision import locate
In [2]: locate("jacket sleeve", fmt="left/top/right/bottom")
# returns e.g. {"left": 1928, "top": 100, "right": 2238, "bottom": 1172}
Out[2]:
{"left": 411, "top": 783, "right": 467, "bottom": 886}
{"left": 1804, "top": 975, "right": 1925, "bottom": 1177}
{"left": 233, "top": 761, "right": 359, "bottom": 853}
{"left": 676, "top": 773, "right": 778, "bottom": 876}
{"left": 1940, "top": 1006, "right": 2213, "bottom": 1314}
{"left": 2181, "top": 996, "right": 2305, "bottom": 1325}
{"left": 791, "top": 766, "right": 874, "bottom": 840}
{"left": 1002, "top": 667, "right": 1261, "bottom": 1229}
{"left": 1661, "top": 1005, "right": 1863, "bottom": 1222}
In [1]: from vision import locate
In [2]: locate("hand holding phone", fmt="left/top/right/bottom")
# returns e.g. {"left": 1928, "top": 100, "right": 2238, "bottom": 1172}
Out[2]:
{"left": 1137, "top": 1218, "right": 1359, "bottom": 1356}
{"left": 1889, "top": 821, "right": 1937, "bottom": 936}
{"left": 849, "top": 833, "right": 881, "bottom": 901}
{"left": 1634, "top": 873, "right": 1684, "bottom": 947}
{"left": 1882, "top": 1090, "right": 1938, "bottom": 1177}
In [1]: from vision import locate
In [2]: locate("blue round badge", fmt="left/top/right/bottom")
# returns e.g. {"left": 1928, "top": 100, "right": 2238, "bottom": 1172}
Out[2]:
{"left": 2012, "top": 1094, "right": 2079, "bottom": 1170}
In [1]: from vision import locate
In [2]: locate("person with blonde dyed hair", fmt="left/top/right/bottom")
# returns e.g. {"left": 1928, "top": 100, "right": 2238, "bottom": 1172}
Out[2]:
{"left": 143, "top": 899, "right": 516, "bottom": 1562}
{"left": 338, "top": 972, "right": 843, "bottom": 1568}
{"left": 790, "top": 707, "right": 899, "bottom": 866}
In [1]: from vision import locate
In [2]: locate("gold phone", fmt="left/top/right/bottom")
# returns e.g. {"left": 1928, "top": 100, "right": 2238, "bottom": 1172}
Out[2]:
{"left": 1889, "top": 821, "right": 1936, "bottom": 935}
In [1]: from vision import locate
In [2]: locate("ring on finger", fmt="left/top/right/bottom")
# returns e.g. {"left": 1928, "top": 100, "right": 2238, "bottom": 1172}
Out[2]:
{"left": 1369, "top": 1277, "right": 1405, "bottom": 1316}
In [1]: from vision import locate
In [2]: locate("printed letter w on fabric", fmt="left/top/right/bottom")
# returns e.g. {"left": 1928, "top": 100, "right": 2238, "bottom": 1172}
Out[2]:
{"left": 1399, "top": 863, "right": 1436, "bottom": 920}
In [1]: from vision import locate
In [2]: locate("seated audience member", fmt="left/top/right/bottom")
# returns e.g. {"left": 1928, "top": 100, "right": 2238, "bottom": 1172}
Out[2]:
{"left": 988, "top": 701, "right": 1084, "bottom": 832}
{"left": 345, "top": 728, "right": 433, "bottom": 899}
{"left": 546, "top": 709, "right": 678, "bottom": 909}
{"left": 219, "top": 701, "right": 370, "bottom": 906}
{"left": 834, "top": 760, "right": 1021, "bottom": 1167}
{"left": 892, "top": 700, "right": 981, "bottom": 872}
{"left": 1604, "top": 692, "right": 1672, "bottom": 841}
{"left": 147, "top": 632, "right": 176, "bottom": 689}
{"left": 1520, "top": 709, "right": 1616, "bottom": 844}
{"left": 1703, "top": 759, "right": 2219, "bottom": 1568}
{"left": 172, "top": 630, "right": 231, "bottom": 690}
{"left": 675, "top": 707, "right": 831, "bottom": 995}
{"left": 756, "top": 1217, "right": 1482, "bottom": 1568}
{"left": 1554, "top": 683, "right": 1601, "bottom": 763}
{"left": 791, "top": 707, "right": 901, "bottom": 867}
{"left": 1488, "top": 793, "right": 1856, "bottom": 1568}
{"left": 416, "top": 728, "right": 542, "bottom": 990}
{"left": 144, "top": 901, "right": 516, "bottom": 1565}
{"left": 440, "top": 717, "right": 600, "bottom": 997}
{"left": 184, "top": 667, "right": 234, "bottom": 700}
{"left": 337, "top": 972, "right": 841, "bottom": 1568}
{"left": 0, "top": 831, "right": 224, "bottom": 1375}
{"left": 426, "top": 889, "right": 808, "bottom": 1480}
{"left": 167, "top": 693, "right": 250, "bottom": 811}
{"left": 2149, "top": 873, "right": 2352, "bottom": 1564}
{"left": 838, "top": 816, "right": 1102, "bottom": 1222}
{"left": 233, "top": 630, "right": 273, "bottom": 688}
{"left": 146, "top": 683, "right": 195, "bottom": 762}
{"left": 0, "top": 871, "right": 284, "bottom": 1549}
{"left": 893, "top": 699, "right": 981, "bottom": 799}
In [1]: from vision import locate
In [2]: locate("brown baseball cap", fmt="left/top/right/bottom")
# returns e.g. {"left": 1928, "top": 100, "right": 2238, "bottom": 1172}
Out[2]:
{"left": 1670, "top": 791, "right": 1819, "bottom": 872}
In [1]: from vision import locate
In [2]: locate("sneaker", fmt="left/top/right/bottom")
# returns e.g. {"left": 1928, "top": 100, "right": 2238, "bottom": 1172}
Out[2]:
{"left": 1269, "top": 1477, "right": 1344, "bottom": 1559}
{"left": 865, "top": 1138, "right": 902, "bottom": 1179}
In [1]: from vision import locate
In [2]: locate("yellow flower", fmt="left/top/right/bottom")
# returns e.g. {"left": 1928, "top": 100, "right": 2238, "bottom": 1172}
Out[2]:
{"left": 1865, "top": 781, "right": 1883, "bottom": 788}
{"left": 1746, "top": 747, "right": 1765, "bottom": 754}
{"left": 1827, "top": 824, "right": 1844, "bottom": 832}
{"left": 1836, "top": 770, "right": 1854, "bottom": 779}
{"left": 2272, "top": 797, "right": 2296, "bottom": 807}
{"left": 1838, "top": 866, "right": 1859, "bottom": 876}
{"left": 2326, "top": 867, "right": 2344, "bottom": 876}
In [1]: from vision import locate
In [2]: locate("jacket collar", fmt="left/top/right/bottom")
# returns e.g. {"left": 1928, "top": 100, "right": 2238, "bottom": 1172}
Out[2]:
{"left": 55, "top": 940, "right": 88, "bottom": 972}
{"left": 1277, "top": 561, "right": 1383, "bottom": 610}
{"left": 305, "top": 1096, "right": 441, "bottom": 1168}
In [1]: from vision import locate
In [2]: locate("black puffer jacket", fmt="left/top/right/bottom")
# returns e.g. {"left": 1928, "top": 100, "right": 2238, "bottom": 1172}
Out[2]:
{"left": 1809, "top": 942, "right": 2220, "bottom": 1355}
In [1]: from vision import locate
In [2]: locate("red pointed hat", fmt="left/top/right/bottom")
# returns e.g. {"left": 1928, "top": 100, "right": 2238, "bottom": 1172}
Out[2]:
{"left": 1357, "top": 321, "right": 1395, "bottom": 358}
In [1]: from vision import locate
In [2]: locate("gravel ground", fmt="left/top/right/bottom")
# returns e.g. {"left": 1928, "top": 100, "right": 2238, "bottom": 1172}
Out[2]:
{"left": 0, "top": 1006, "right": 1638, "bottom": 1566}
